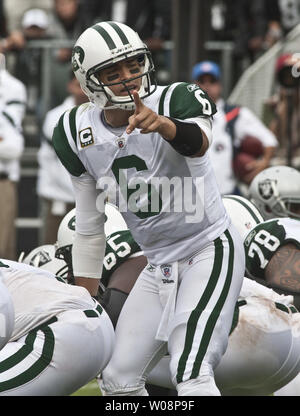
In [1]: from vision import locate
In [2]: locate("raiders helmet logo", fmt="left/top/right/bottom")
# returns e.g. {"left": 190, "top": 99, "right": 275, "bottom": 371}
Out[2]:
{"left": 258, "top": 179, "right": 275, "bottom": 200}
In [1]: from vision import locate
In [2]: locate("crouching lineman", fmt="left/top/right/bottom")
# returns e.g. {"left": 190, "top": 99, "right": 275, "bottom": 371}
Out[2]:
{"left": 0, "top": 267, "right": 14, "bottom": 350}
{"left": 51, "top": 201, "right": 300, "bottom": 395}
{"left": 148, "top": 195, "right": 300, "bottom": 395}
{"left": 0, "top": 258, "right": 114, "bottom": 395}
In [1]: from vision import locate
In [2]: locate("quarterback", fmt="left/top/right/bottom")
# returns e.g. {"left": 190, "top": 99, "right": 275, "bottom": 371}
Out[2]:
{"left": 53, "top": 21, "right": 245, "bottom": 396}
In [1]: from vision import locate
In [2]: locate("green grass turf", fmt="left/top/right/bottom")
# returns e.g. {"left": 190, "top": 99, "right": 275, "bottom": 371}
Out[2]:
{"left": 71, "top": 379, "right": 102, "bottom": 396}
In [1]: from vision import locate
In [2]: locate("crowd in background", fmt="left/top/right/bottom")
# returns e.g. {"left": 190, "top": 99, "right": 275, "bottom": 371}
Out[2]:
{"left": 0, "top": 0, "right": 299, "bottom": 261}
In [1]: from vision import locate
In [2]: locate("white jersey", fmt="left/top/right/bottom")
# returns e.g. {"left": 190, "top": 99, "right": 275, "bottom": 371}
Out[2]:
{"left": 209, "top": 99, "right": 278, "bottom": 194}
{"left": 53, "top": 82, "right": 230, "bottom": 265}
{"left": 0, "top": 69, "right": 26, "bottom": 181}
{"left": 0, "top": 269, "right": 14, "bottom": 349}
{"left": 0, "top": 259, "right": 96, "bottom": 341}
{"left": 37, "top": 96, "right": 75, "bottom": 203}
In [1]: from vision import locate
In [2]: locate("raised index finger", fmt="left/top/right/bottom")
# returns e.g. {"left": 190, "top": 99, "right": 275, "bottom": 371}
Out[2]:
{"left": 133, "top": 90, "right": 144, "bottom": 113}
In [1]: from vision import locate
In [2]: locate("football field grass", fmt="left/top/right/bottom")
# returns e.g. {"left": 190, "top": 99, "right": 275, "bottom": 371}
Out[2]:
{"left": 71, "top": 379, "right": 102, "bottom": 396}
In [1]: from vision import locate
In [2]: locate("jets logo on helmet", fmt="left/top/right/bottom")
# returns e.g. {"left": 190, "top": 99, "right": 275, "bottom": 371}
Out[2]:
{"left": 72, "top": 45, "right": 85, "bottom": 72}
{"left": 68, "top": 216, "right": 76, "bottom": 231}
{"left": 72, "top": 21, "right": 157, "bottom": 110}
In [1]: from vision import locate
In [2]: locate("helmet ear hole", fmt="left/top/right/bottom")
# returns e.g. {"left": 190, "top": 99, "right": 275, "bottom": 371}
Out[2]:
{"left": 265, "top": 205, "right": 272, "bottom": 213}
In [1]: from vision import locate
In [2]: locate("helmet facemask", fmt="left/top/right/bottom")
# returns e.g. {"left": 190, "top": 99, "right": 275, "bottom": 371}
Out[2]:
{"left": 54, "top": 244, "right": 75, "bottom": 284}
{"left": 85, "top": 49, "right": 156, "bottom": 110}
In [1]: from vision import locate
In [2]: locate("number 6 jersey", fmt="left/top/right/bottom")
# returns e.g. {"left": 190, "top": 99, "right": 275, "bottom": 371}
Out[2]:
{"left": 52, "top": 82, "right": 230, "bottom": 265}
{"left": 244, "top": 218, "right": 300, "bottom": 280}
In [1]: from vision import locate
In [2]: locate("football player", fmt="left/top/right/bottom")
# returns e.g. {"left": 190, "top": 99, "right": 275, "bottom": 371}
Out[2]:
{"left": 246, "top": 166, "right": 300, "bottom": 297}
{"left": 0, "top": 258, "right": 114, "bottom": 395}
{"left": 0, "top": 268, "right": 14, "bottom": 351}
{"left": 53, "top": 200, "right": 300, "bottom": 395}
{"left": 52, "top": 21, "right": 246, "bottom": 396}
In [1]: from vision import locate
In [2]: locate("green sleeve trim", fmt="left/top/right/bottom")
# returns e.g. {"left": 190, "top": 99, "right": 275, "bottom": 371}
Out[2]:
{"left": 158, "top": 85, "right": 172, "bottom": 115}
{"left": 52, "top": 112, "right": 86, "bottom": 177}
{"left": 69, "top": 106, "right": 79, "bottom": 145}
{"left": 0, "top": 260, "right": 9, "bottom": 268}
{"left": 169, "top": 83, "right": 217, "bottom": 119}
{"left": 6, "top": 100, "right": 26, "bottom": 106}
{"left": 2, "top": 111, "right": 16, "bottom": 128}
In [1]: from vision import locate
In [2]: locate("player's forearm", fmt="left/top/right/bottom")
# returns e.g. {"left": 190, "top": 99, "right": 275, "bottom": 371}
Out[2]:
{"left": 162, "top": 117, "right": 209, "bottom": 157}
{"left": 72, "top": 232, "right": 106, "bottom": 296}
{"left": 74, "top": 276, "right": 100, "bottom": 296}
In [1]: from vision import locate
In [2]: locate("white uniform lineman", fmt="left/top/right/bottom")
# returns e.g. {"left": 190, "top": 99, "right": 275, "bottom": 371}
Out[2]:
{"left": 147, "top": 276, "right": 300, "bottom": 395}
{"left": 0, "top": 267, "right": 14, "bottom": 350}
{"left": 0, "top": 259, "right": 114, "bottom": 396}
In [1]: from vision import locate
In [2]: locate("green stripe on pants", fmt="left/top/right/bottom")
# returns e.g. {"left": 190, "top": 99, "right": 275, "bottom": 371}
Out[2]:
{"left": 191, "top": 229, "right": 234, "bottom": 379}
{"left": 0, "top": 317, "right": 57, "bottom": 392}
{"left": 176, "top": 237, "right": 224, "bottom": 384}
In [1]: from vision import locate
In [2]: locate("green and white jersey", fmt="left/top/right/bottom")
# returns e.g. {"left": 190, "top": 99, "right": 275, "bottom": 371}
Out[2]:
{"left": 53, "top": 83, "right": 230, "bottom": 265}
{"left": 244, "top": 218, "right": 300, "bottom": 280}
{"left": 0, "top": 259, "right": 96, "bottom": 341}
{"left": 102, "top": 230, "right": 142, "bottom": 286}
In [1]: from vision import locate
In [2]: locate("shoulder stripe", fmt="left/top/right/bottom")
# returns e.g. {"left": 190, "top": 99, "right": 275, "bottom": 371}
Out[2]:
{"left": 2, "top": 111, "right": 16, "bottom": 128}
{"left": 92, "top": 24, "right": 116, "bottom": 50}
{"left": 69, "top": 106, "right": 79, "bottom": 145}
{"left": 158, "top": 83, "right": 181, "bottom": 116}
{"left": 223, "top": 195, "right": 262, "bottom": 224}
{"left": 107, "top": 22, "right": 129, "bottom": 45}
{"left": 52, "top": 112, "right": 86, "bottom": 177}
{"left": 6, "top": 100, "right": 26, "bottom": 106}
{"left": 158, "top": 85, "right": 171, "bottom": 115}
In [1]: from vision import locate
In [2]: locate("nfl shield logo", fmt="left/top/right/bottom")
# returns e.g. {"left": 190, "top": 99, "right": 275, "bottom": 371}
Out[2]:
{"left": 161, "top": 264, "right": 172, "bottom": 277}
{"left": 116, "top": 137, "right": 126, "bottom": 149}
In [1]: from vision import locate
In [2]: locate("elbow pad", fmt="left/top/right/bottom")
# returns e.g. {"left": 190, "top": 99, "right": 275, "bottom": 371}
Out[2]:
{"left": 165, "top": 117, "right": 203, "bottom": 156}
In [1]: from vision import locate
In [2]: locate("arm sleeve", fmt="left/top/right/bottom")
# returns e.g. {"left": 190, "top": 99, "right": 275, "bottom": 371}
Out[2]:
{"left": 4, "top": 82, "right": 27, "bottom": 130}
{"left": 71, "top": 173, "right": 106, "bottom": 278}
{"left": 234, "top": 107, "right": 278, "bottom": 148}
{"left": 0, "top": 114, "right": 24, "bottom": 160}
{"left": 183, "top": 117, "right": 213, "bottom": 146}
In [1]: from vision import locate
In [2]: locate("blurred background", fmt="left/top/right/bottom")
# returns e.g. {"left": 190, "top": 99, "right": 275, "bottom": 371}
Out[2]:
{"left": 0, "top": 0, "right": 299, "bottom": 258}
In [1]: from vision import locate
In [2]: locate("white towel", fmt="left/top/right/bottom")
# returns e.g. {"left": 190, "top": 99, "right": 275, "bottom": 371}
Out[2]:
{"left": 155, "top": 261, "right": 179, "bottom": 342}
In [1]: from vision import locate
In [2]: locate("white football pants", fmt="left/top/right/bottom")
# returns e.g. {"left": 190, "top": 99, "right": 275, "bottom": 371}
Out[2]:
{"left": 102, "top": 224, "right": 245, "bottom": 396}
{"left": 0, "top": 302, "right": 115, "bottom": 395}
{"left": 148, "top": 297, "right": 300, "bottom": 395}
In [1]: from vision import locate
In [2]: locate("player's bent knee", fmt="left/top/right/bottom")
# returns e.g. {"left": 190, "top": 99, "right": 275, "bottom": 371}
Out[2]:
{"left": 176, "top": 376, "right": 221, "bottom": 396}
{"left": 101, "top": 366, "right": 148, "bottom": 396}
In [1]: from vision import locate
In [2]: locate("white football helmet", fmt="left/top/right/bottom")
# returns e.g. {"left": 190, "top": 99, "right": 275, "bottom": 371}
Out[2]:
{"left": 22, "top": 244, "right": 68, "bottom": 280}
{"left": 248, "top": 165, "right": 300, "bottom": 220}
{"left": 55, "top": 202, "right": 128, "bottom": 264}
{"left": 222, "top": 195, "right": 264, "bottom": 240}
{"left": 72, "top": 21, "right": 157, "bottom": 110}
